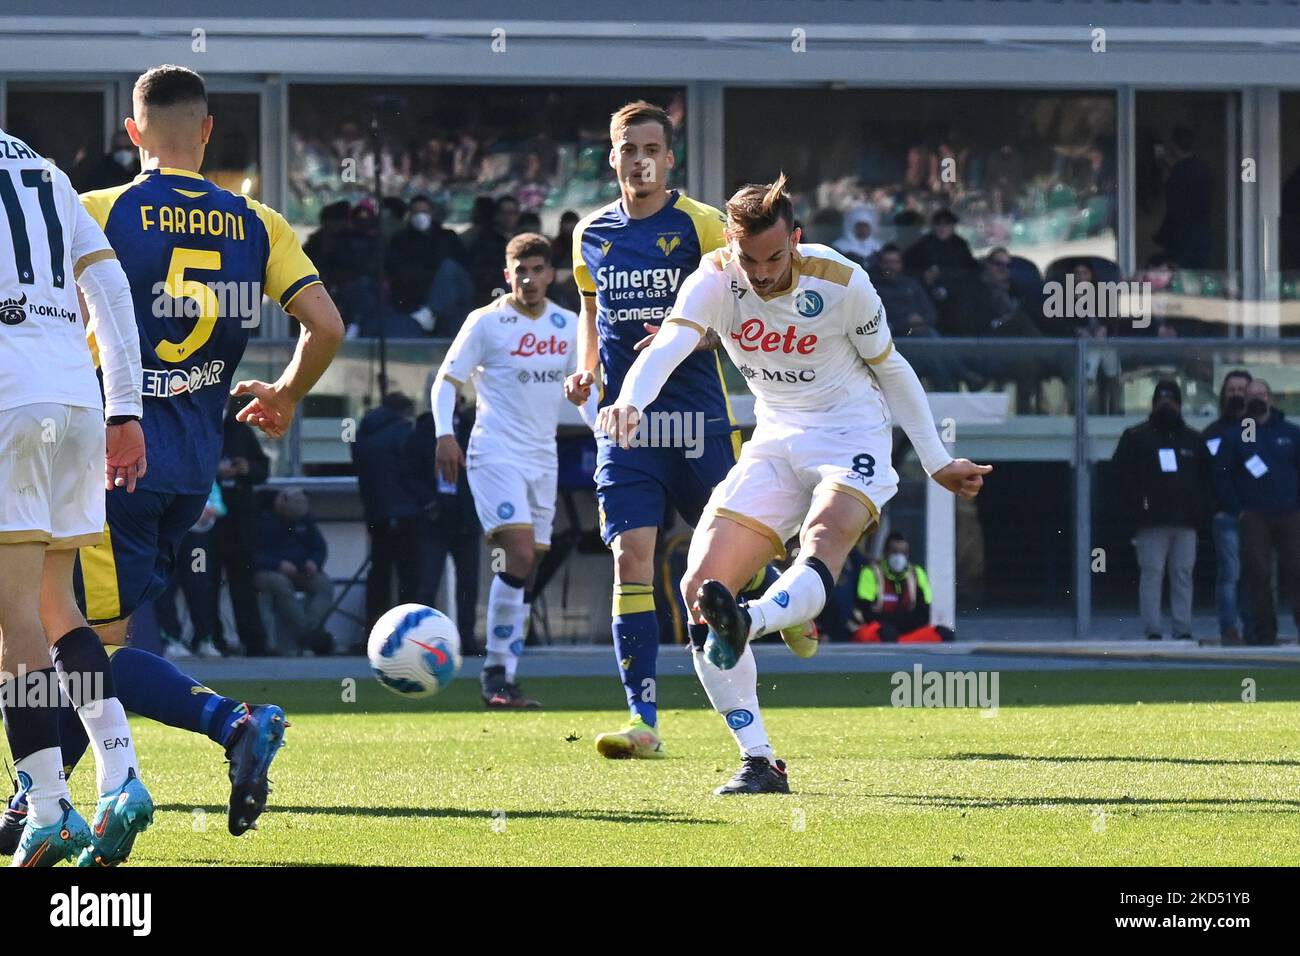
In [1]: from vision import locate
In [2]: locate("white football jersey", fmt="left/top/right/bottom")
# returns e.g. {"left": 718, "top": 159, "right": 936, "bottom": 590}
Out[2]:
{"left": 0, "top": 128, "right": 111, "bottom": 413}
{"left": 438, "top": 295, "right": 578, "bottom": 465}
{"left": 669, "top": 243, "right": 893, "bottom": 431}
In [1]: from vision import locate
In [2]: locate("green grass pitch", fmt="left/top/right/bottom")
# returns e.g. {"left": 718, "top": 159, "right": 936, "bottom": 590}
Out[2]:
{"left": 70, "top": 668, "right": 1300, "bottom": 866}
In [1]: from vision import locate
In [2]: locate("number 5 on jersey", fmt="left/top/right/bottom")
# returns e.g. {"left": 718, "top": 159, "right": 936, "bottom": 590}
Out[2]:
{"left": 157, "top": 246, "right": 220, "bottom": 362}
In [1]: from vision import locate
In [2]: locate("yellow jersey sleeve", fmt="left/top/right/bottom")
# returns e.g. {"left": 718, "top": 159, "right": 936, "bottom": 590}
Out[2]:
{"left": 677, "top": 196, "right": 727, "bottom": 255}
{"left": 246, "top": 198, "right": 322, "bottom": 310}
{"left": 572, "top": 216, "right": 595, "bottom": 296}
{"left": 79, "top": 181, "right": 136, "bottom": 230}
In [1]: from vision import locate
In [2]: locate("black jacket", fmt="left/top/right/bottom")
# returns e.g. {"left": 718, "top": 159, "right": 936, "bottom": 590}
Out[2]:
{"left": 1201, "top": 413, "right": 1243, "bottom": 514}
{"left": 1111, "top": 412, "right": 1210, "bottom": 530}
{"left": 214, "top": 413, "right": 270, "bottom": 547}
{"left": 1211, "top": 409, "right": 1300, "bottom": 517}
{"left": 403, "top": 411, "right": 480, "bottom": 536}
{"left": 352, "top": 406, "right": 420, "bottom": 523}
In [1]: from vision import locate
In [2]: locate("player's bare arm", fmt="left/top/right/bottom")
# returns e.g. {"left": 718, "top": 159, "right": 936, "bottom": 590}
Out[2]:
{"left": 564, "top": 294, "right": 599, "bottom": 406}
{"left": 234, "top": 284, "right": 344, "bottom": 439}
{"left": 597, "top": 316, "right": 703, "bottom": 448}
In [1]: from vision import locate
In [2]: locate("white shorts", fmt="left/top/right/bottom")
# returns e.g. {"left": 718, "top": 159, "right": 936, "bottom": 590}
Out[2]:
{"left": 701, "top": 420, "right": 898, "bottom": 558}
{"left": 0, "top": 402, "right": 105, "bottom": 549}
{"left": 467, "top": 458, "right": 557, "bottom": 548}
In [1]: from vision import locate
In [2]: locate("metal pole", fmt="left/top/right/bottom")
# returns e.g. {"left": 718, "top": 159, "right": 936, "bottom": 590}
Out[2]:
{"left": 371, "top": 108, "right": 389, "bottom": 398}
{"left": 1074, "top": 338, "right": 1092, "bottom": 639}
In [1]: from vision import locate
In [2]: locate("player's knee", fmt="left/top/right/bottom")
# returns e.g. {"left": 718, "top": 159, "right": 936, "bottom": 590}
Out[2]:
{"left": 612, "top": 541, "right": 654, "bottom": 583}
{"left": 504, "top": 545, "right": 534, "bottom": 579}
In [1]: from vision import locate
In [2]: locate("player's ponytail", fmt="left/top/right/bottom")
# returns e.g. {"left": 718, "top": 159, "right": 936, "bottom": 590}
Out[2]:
{"left": 726, "top": 173, "right": 794, "bottom": 237}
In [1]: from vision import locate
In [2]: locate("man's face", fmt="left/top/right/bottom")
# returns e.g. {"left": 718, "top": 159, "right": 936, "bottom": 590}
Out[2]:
{"left": 610, "top": 121, "right": 672, "bottom": 200}
{"left": 277, "top": 490, "right": 309, "bottom": 520}
{"left": 408, "top": 199, "right": 433, "bottom": 228}
{"left": 1223, "top": 375, "right": 1250, "bottom": 405}
{"left": 988, "top": 252, "right": 1011, "bottom": 284}
{"left": 732, "top": 221, "right": 799, "bottom": 297}
{"left": 933, "top": 220, "right": 954, "bottom": 240}
{"left": 1246, "top": 381, "right": 1271, "bottom": 414}
{"left": 495, "top": 199, "right": 519, "bottom": 235}
{"left": 505, "top": 254, "right": 552, "bottom": 306}
{"left": 854, "top": 220, "right": 873, "bottom": 241}
{"left": 880, "top": 251, "right": 903, "bottom": 276}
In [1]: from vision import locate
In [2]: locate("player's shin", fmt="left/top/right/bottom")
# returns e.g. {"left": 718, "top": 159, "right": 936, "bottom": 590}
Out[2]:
{"left": 485, "top": 570, "right": 528, "bottom": 683}
{"left": 50, "top": 627, "right": 138, "bottom": 794}
{"left": 108, "top": 645, "right": 248, "bottom": 747}
{"left": 746, "top": 556, "right": 836, "bottom": 639}
{"left": 689, "top": 625, "right": 774, "bottom": 761}
{"left": 0, "top": 669, "right": 70, "bottom": 828}
{"left": 612, "top": 583, "right": 660, "bottom": 726}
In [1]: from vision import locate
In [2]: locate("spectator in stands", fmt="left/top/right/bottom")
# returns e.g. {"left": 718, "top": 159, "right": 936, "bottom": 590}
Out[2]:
{"left": 1154, "top": 126, "right": 1214, "bottom": 270}
{"left": 156, "top": 483, "right": 225, "bottom": 661}
{"left": 1072, "top": 261, "right": 1122, "bottom": 414}
{"left": 905, "top": 209, "right": 981, "bottom": 337}
{"left": 381, "top": 196, "right": 408, "bottom": 241}
{"left": 549, "top": 209, "right": 581, "bottom": 312}
{"left": 982, "top": 247, "right": 1043, "bottom": 337}
{"left": 82, "top": 130, "right": 140, "bottom": 190}
{"left": 1111, "top": 381, "right": 1209, "bottom": 641}
{"left": 1134, "top": 254, "right": 1183, "bottom": 338}
{"left": 516, "top": 211, "right": 542, "bottom": 237}
{"left": 466, "top": 195, "right": 517, "bottom": 306}
{"left": 850, "top": 532, "right": 953, "bottom": 643}
{"left": 386, "top": 194, "right": 461, "bottom": 334}
{"left": 337, "top": 201, "right": 385, "bottom": 333}
{"left": 353, "top": 393, "right": 423, "bottom": 633}
{"left": 1212, "top": 379, "right": 1300, "bottom": 646}
{"left": 871, "top": 244, "right": 980, "bottom": 392}
{"left": 304, "top": 201, "right": 355, "bottom": 307}
{"left": 1203, "top": 370, "right": 1254, "bottom": 645}
{"left": 211, "top": 397, "right": 272, "bottom": 656}
{"left": 254, "top": 489, "right": 334, "bottom": 655}
{"left": 404, "top": 397, "right": 483, "bottom": 655}
{"left": 834, "top": 204, "right": 881, "bottom": 269}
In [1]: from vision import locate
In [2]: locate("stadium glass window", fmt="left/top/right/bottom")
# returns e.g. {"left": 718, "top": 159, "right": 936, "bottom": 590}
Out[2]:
{"left": 725, "top": 87, "right": 1117, "bottom": 283}
{"left": 5, "top": 86, "right": 108, "bottom": 191}
{"left": 286, "top": 83, "right": 687, "bottom": 234}
{"left": 1134, "top": 91, "right": 1239, "bottom": 338}
{"left": 1280, "top": 91, "right": 1300, "bottom": 330}
{"left": 201, "top": 92, "right": 261, "bottom": 200}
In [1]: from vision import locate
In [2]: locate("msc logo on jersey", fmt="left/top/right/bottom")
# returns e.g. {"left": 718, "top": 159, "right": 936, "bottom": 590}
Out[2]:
{"left": 497, "top": 502, "right": 515, "bottom": 520}
{"left": 725, "top": 709, "right": 754, "bottom": 730}
{"left": 655, "top": 234, "right": 682, "bottom": 256}
{"left": 550, "top": 312, "right": 566, "bottom": 329}
{"left": 600, "top": 240, "right": 613, "bottom": 257}
{"left": 794, "top": 289, "right": 823, "bottom": 318}
{"left": 0, "top": 293, "right": 27, "bottom": 326}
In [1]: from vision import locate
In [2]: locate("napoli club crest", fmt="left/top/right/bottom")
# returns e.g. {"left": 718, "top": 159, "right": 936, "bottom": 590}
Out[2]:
{"left": 794, "top": 289, "right": 823, "bottom": 318}
{"left": 497, "top": 502, "right": 515, "bottom": 520}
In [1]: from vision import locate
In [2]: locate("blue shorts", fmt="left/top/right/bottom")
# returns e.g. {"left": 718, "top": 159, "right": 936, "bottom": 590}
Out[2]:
{"left": 595, "top": 432, "right": 739, "bottom": 545}
{"left": 74, "top": 488, "right": 210, "bottom": 626}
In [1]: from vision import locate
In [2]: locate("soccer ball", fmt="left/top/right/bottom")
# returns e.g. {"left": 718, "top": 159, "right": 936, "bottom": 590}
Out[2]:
{"left": 368, "top": 603, "right": 461, "bottom": 698}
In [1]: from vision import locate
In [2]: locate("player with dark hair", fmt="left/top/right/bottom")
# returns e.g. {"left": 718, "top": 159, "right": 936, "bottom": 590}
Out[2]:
{"left": 1, "top": 64, "right": 344, "bottom": 857}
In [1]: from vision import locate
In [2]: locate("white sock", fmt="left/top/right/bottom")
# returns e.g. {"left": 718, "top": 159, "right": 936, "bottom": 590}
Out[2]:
{"left": 76, "top": 697, "right": 139, "bottom": 794}
{"left": 746, "top": 560, "right": 831, "bottom": 639}
{"left": 692, "top": 644, "right": 774, "bottom": 761}
{"left": 16, "top": 746, "right": 70, "bottom": 828}
{"left": 485, "top": 573, "right": 526, "bottom": 680}
{"left": 507, "top": 601, "right": 530, "bottom": 683}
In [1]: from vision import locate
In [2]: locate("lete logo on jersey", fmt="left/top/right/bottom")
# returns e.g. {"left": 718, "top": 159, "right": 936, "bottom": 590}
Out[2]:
{"left": 509, "top": 332, "right": 569, "bottom": 357}
{"left": 730, "top": 317, "right": 817, "bottom": 354}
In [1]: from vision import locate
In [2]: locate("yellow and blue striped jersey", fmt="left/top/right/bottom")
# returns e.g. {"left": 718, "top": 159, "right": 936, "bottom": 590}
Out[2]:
{"left": 573, "top": 189, "right": 733, "bottom": 436}
{"left": 81, "top": 167, "right": 320, "bottom": 493}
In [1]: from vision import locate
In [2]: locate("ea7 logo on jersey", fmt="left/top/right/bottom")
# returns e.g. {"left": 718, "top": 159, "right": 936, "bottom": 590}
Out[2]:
{"left": 856, "top": 307, "right": 884, "bottom": 336}
{"left": 729, "top": 279, "right": 748, "bottom": 300}
{"left": 0, "top": 293, "right": 27, "bottom": 326}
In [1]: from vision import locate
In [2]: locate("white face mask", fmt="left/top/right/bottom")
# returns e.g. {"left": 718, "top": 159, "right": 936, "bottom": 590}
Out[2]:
{"left": 886, "top": 553, "right": 909, "bottom": 574}
{"left": 410, "top": 212, "right": 433, "bottom": 232}
{"left": 114, "top": 149, "right": 136, "bottom": 168}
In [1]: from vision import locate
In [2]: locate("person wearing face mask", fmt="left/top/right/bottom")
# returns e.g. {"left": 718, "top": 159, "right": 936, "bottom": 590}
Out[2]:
{"left": 385, "top": 195, "right": 459, "bottom": 334}
{"left": 253, "top": 489, "right": 335, "bottom": 655}
{"left": 1212, "top": 378, "right": 1300, "bottom": 646}
{"left": 83, "top": 131, "right": 142, "bottom": 190}
{"left": 1202, "top": 370, "right": 1254, "bottom": 645}
{"left": 850, "top": 532, "right": 953, "bottom": 643}
{"left": 1110, "top": 381, "right": 1211, "bottom": 641}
